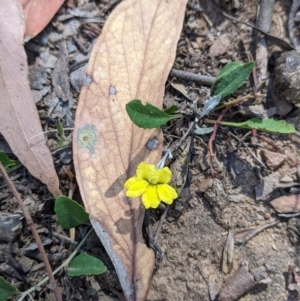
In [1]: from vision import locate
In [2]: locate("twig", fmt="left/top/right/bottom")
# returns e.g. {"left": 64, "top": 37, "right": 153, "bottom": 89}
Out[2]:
{"left": 154, "top": 205, "right": 169, "bottom": 242}
{"left": 170, "top": 121, "right": 195, "bottom": 153}
{"left": 278, "top": 212, "right": 300, "bottom": 218}
{"left": 170, "top": 68, "right": 215, "bottom": 86}
{"left": 19, "top": 227, "right": 93, "bottom": 300}
{"left": 208, "top": 98, "right": 246, "bottom": 175}
{"left": 208, "top": 106, "right": 232, "bottom": 175}
{"left": 145, "top": 210, "right": 154, "bottom": 248}
{"left": 52, "top": 232, "right": 78, "bottom": 245}
{"left": 235, "top": 220, "right": 279, "bottom": 245}
{"left": 0, "top": 163, "right": 62, "bottom": 301}
{"left": 288, "top": 0, "right": 300, "bottom": 50}
{"left": 227, "top": 131, "right": 267, "bottom": 169}
{"left": 252, "top": 129, "right": 297, "bottom": 167}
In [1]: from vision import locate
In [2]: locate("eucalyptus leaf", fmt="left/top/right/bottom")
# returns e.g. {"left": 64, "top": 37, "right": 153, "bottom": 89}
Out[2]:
{"left": 55, "top": 196, "right": 89, "bottom": 229}
{"left": 217, "top": 118, "right": 296, "bottom": 134}
{"left": 194, "top": 125, "right": 214, "bottom": 135}
{"left": 213, "top": 62, "right": 255, "bottom": 99}
{"left": 68, "top": 252, "right": 107, "bottom": 276}
{"left": 126, "top": 99, "right": 181, "bottom": 129}
{"left": 199, "top": 95, "right": 221, "bottom": 119}
{"left": 0, "top": 277, "right": 18, "bottom": 301}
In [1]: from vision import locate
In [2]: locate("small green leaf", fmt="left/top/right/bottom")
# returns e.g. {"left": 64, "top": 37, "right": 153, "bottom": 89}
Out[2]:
{"left": 194, "top": 126, "right": 214, "bottom": 135}
{"left": 164, "top": 105, "right": 179, "bottom": 115}
{"left": 213, "top": 62, "right": 255, "bottom": 99}
{"left": 212, "top": 62, "right": 242, "bottom": 90}
{"left": 126, "top": 99, "right": 181, "bottom": 129}
{"left": 0, "top": 277, "right": 18, "bottom": 301}
{"left": 0, "top": 151, "right": 20, "bottom": 169}
{"left": 68, "top": 252, "right": 107, "bottom": 276}
{"left": 217, "top": 118, "right": 296, "bottom": 133}
{"left": 199, "top": 95, "right": 221, "bottom": 119}
{"left": 54, "top": 196, "right": 89, "bottom": 229}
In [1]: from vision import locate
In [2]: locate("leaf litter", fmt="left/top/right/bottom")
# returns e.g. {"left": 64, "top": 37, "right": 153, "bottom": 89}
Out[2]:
{"left": 73, "top": 0, "right": 188, "bottom": 300}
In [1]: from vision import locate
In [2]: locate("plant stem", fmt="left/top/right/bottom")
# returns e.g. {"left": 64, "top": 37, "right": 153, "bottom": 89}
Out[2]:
{"left": 18, "top": 227, "right": 93, "bottom": 300}
{"left": 0, "top": 162, "right": 62, "bottom": 301}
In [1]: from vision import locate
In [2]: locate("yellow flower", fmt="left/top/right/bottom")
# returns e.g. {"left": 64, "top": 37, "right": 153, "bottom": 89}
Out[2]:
{"left": 124, "top": 162, "right": 178, "bottom": 209}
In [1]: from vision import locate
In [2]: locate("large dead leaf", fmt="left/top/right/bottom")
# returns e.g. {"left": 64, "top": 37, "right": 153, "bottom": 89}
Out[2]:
{"left": 73, "top": 0, "right": 187, "bottom": 300}
{"left": 22, "top": 0, "right": 65, "bottom": 41}
{"left": 0, "top": 1, "right": 60, "bottom": 197}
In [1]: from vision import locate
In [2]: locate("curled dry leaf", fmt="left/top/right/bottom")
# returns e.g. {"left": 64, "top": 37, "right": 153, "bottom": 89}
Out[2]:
{"left": 73, "top": 0, "right": 188, "bottom": 300}
{"left": 0, "top": 1, "right": 60, "bottom": 197}
{"left": 21, "top": 0, "right": 65, "bottom": 41}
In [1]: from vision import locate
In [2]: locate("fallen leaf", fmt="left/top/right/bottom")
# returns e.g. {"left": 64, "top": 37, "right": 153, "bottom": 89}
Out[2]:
{"left": 21, "top": 0, "right": 65, "bottom": 41}
{"left": 72, "top": 1, "right": 188, "bottom": 300}
{"left": 270, "top": 195, "right": 300, "bottom": 213}
{"left": 0, "top": 1, "right": 60, "bottom": 197}
{"left": 222, "top": 230, "right": 234, "bottom": 274}
{"left": 170, "top": 82, "right": 190, "bottom": 99}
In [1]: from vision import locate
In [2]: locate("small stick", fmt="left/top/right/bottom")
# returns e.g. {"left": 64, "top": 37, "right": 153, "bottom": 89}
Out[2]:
{"left": 154, "top": 205, "right": 169, "bottom": 242}
{"left": 252, "top": 129, "right": 297, "bottom": 166}
{"left": 227, "top": 131, "right": 267, "bottom": 168}
{"left": 278, "top": 212, "right": 300, "bottom": 218}
{"left": 0, "top": 163, "right": 62, "bottom": 301}
{"left": 170, "top": 68, "right": 215, "bottom": 86}
{"left": 19, "top": 227, "right": 93, "bottom": 300}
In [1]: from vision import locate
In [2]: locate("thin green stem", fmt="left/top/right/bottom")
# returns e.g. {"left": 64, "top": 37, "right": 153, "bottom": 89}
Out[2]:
{"left": 18, "top": 227, "right": 93, "bottom": 301}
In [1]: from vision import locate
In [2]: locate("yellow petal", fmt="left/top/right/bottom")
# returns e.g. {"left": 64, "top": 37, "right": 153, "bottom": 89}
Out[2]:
{"left": 157, "top": 167, "right": 172, "bottom": 183}
{"left": 136, "top": 162, "right": 155, "bottom": 180}
{"left": 142, "top": 185, "right": 160, "bottom": 209}
{"left": 125, "top": 178, "right": 148, "bottom": 198}
{"left": 157, "top": 184, "right": 178, "bottom": 205}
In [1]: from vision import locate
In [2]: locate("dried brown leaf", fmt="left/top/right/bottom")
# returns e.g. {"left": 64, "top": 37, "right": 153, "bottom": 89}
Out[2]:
{"left": 0, "top": 1, "right": 60, "bottom": 197}
{"left": 73, "top": 0, "right": 187, "bottom": 300}
{"left": 21, "top": 0, "right": 65, "bottom": 41}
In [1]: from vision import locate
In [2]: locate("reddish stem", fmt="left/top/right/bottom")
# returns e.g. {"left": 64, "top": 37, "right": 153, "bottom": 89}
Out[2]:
{"left": 0, "top": 163, "right": 62, "bottom": 301}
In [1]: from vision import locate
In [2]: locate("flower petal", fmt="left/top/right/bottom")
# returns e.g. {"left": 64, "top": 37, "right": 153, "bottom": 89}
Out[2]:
{"left": 157, "top": 167, "right": 172, "bottom": 183}
{"left": 136, "top": 162, "right": 155, "bottom": 180}
{"left": 125, "top": 178, "right": 148, "bottom": 198}
{"left": 157, "top": 184, "right": 178, "bottom": 205}
{"left": 142, "top": 185, "right": 160, "bottom": 209}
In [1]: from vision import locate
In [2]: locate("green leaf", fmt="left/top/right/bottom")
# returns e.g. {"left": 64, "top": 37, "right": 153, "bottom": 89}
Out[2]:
{"left": 0, "top": 277, "right": 18, "bottom": 301}
{"left": 68, "top": 252, "right": 107, "bottom": 276}
{"left": 211, "top": 62, "right": 242, "bottom": 90}
{"left": 217, "top": 118, "right": 296, "bottom": 133}
{"left": 164, "top": 105, "right": 179, "bottom": 115}
{"left": 0, "top": 151, "right": 20, "bottom": 169}
{"left": 213, "top": 62, "right": 255, "bottom": 99}
{"left": 126, "top": 99, "right": 181, "bottom": 129}
{"left": 194, "top": 126, "right": 214, "bottom": 135}
{"left": 54, "top": 196, "right": 89, "bottom": 229}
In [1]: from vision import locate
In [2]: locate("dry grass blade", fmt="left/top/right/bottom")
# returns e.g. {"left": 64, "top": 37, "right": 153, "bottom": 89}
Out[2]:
{"left": 73, "top": 0, "right": 188, "bottom": 300}
{"left": 0, "top": 1, "right": 60, "bottom": 197}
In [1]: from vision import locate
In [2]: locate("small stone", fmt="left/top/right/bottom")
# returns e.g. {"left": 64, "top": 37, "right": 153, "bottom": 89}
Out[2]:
{"left": 0, "top": 213, "right": 23, "bottom": 242}
{"left": 270, "top": 194, "right": 300, "bottom": 213}
{"left": 199, "top": 178, "right": 214, "bottom": 192}
{"left": 280, "top": 175, "right": 293, "bottom": 183}
{"left": 209, "top": 34, "right": 231, "bottom": 57}
{"left": 261, "top": 150, "right": 286, "bottom": 170}
{"left": 18, "top": 256, "right": 34, "bottom": 273}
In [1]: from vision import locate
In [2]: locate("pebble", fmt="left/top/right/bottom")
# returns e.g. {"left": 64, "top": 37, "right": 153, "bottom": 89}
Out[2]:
{"left": 0, "top": 213, "right": 23, "bottom": 242}
{"left": 279, "top": 175, "right": 293, "bottom": 183}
